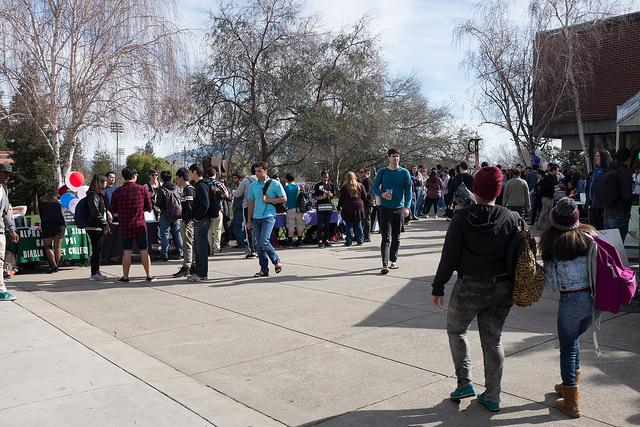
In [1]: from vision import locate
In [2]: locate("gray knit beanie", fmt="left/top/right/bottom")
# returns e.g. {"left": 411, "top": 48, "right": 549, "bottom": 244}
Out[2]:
{"left": 550, "top": 197, "right": 580, "bottom": 231}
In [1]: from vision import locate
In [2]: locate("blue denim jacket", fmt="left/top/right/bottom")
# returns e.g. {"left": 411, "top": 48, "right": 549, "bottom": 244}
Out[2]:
{"left": 544, "top": 256, "right": 590, "bottom": 292}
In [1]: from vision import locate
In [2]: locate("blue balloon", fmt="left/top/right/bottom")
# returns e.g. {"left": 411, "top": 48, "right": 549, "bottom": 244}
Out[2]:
{"left": 60, "top": 192, "right": 76, "bottom": 209}
{"left": 533, "top": 156, "right": 541, "bottom": 164}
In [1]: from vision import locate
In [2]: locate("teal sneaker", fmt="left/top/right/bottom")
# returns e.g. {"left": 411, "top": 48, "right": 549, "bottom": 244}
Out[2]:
{"left": 477, "top": 392, "right": 500, "bottom": 412}
{"left": 450, "top": 384, "right": 475, "bottom": 400}
{"left": 0, "top": 291, "right": 16, "bottom": 301}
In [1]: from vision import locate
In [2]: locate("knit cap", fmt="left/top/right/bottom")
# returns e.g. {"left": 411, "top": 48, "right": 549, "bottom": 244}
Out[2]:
{"left": 550, "top": 197, "right": 580, "bottom": 231}
{"left": 472, "top": 167, "right": 503, "bottom": 201}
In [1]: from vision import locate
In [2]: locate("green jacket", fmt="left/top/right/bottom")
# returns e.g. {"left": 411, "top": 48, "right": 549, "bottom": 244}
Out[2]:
{"left": 503, "top": 178, "right": 530, "bottom": 211}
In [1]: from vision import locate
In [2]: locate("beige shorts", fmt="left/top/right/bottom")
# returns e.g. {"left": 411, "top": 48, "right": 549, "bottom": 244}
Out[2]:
{"left": 286, "top": 208, "right": 305, "bottom": 231}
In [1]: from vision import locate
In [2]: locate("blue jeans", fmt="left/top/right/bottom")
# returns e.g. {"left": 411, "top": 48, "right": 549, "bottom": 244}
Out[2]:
{"left": 415, "top": 188, "right": 425, "bottom": 216}
{"left": 233, "top": 209, "right": 246, "bottom": 248}
{"left": 557, "top": 291, "right": 596, "bottom": 386}
{"left": 159, "top": 215, "right": 183, "bottom": 258}
{"left": 603, "top": 215, "right": 629, "bottom": 242}
{"left": 253, "top": 216, "right": 280, "bottom": 273}
{"left": 345, "top": 220, "right": 363, "bottom": 245}
{"left": 193, "top": 218, "right": 211, "bottom": 278}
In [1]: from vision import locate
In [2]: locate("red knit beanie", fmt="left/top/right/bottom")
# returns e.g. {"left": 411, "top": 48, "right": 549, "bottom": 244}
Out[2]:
{"left": 472, "top": 167, "right": 503, "bottom": 201}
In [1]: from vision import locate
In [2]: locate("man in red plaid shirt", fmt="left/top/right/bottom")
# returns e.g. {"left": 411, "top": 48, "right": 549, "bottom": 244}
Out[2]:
{"left": 110, "top": 167, "right": 155, "bottom": 282}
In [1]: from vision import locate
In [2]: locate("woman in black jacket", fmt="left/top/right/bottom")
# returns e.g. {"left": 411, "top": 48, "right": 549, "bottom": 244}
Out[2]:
{"left": 85, "top": 174, "right": 110, "bottom": 281}
{"left": 38, "top": 193, "right": 66, "bottom": 273}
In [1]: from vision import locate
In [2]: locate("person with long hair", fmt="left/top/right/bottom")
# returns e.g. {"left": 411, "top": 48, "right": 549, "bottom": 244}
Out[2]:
{"left": 337, "top": 171, "right": 367, "bottom": 246}
{"left": 424, "top": 170, "right": 444, "bottom": 218}
{"left": 38, "top": 192, "right": 66, "bottom": 273}
{"left": 587, "top": 149, "right": 612, "bottom": 230}
{"left": 540, "top": 197, "right": 598, "bottom": 418}
{"left": 85, "top": 174, "right": 111, "bottom": 281}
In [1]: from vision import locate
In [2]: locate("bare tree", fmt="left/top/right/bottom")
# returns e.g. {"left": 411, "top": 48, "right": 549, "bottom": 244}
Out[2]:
{"left": 456, "top": 0, "right": 565, "bottom": 166}
{"left": 530, "top": 0, "right": 628, "bottom": 172}
{"left": 0, "top": 0, "right": 185, "bottom": 186}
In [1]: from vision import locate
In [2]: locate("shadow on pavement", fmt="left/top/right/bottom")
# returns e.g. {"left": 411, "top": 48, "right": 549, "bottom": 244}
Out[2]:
{"left": 313, "top": 399, "right": 557, "bottom": 427}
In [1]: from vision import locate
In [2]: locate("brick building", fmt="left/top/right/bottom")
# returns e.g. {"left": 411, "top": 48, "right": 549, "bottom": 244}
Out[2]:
{"left": 534, "top": 11, "right": 640, "bottom": 159}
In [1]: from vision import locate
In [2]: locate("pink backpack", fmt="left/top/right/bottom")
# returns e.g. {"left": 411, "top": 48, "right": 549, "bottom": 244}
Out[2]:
{"left": 593, "top": 235, "right": 637, "bottom": 313}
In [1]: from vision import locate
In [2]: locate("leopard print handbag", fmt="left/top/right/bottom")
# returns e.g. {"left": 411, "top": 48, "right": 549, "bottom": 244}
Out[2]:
{"left": 511, "top": 221, "right": 545, "bottom": 307}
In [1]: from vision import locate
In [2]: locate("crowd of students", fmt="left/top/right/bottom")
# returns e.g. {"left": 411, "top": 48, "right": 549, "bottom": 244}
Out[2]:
{"left": 2, "top": 145, "right": 637, "bottom": 421}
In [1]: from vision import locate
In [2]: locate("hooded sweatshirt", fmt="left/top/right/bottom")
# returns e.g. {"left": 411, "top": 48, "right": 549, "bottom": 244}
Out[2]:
{"left": 156, "top": 182, "right": 180, "bottom": 216}
{"left": 432, "top": 204, "right": 519, "bottom": 296}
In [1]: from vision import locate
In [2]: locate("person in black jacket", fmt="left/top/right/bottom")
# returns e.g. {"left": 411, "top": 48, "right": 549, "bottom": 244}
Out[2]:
{"left": 603, "top": 147, "right": 634, "bottom": 240}
{"left": 432, "top": 166, "right": 519, "bottom": 412}
{"left": 188, "top": 163, "right": 210, "bottom": 282}
{"left": 38, "top": 192, "right": 66, "bottom": 274}
{"left": 173, "top": 168, "right": 195, "bottom": 277}
{"left": 536, "top": 164, "right": 558, "bottom": 230}
{"left": 358, "top": 168, "right": 374, "bottom": 242}
{"left": 85, "top": 175, "right": 110, "bottom": 281}
{"left": 449, "top": 161, "right": 474, "bottom": 213}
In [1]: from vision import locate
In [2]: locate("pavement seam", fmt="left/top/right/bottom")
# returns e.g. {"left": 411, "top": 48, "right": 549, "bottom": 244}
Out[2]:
{"left": 149, "top": 287, "right": 452, "bottom": 378}
{"left": 13, "top": 299, "right": 221, "bottom": 427}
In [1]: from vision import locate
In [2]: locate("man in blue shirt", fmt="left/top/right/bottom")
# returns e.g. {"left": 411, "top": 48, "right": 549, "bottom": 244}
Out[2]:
{"left": 284, "top": 173, "right": 304, "bottom": 246}
{"left": 247, "top": 161, "right": 287, "bottom": 277}
{"left": 372, "top": 148, "right": 412, "bottom": 275}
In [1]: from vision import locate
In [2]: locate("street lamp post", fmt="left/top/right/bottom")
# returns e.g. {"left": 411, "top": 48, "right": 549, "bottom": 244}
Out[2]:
{"left": 110, "top": 121, "right": 124, "bottom": 179}
{"left": 468, "top": 138, "right": 482, "bottom": 168}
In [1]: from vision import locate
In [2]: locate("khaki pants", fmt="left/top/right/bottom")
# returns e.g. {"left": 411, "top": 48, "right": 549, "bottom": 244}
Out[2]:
{"left": 208, "top": 216, "right": 222, "bottom": 253}
{"left": 538, "top": 197, "right": 553, "bottom": 229}
{"left": 180, "top": 220, "right": 194, "bottom": 269}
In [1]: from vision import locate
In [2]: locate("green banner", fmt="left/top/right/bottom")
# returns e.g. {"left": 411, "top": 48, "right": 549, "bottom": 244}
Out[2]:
{"left": 8, "top": 225, "right": 91, "bottom": 264}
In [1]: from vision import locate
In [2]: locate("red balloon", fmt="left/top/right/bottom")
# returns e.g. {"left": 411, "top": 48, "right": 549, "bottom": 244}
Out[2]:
{"left": 68, "top": 171, "right": 84, "bottom": 188}
{"left": 57, "top": 185, "right": 69, "bottom": 197}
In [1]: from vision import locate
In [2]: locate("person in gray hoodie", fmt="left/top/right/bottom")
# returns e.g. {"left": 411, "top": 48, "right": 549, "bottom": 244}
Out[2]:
{"left": 0, "top": 164, "right": 19, "bottom": 302}
{"left": 432, "top": 166, "right": 519, "bottom": 412}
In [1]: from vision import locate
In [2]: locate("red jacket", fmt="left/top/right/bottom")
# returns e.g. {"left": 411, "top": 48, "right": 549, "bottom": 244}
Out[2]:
{"left": 425, "top": 178, "right": 443, "bottom": 199}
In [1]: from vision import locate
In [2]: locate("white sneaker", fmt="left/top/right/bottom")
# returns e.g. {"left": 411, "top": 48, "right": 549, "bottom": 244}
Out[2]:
{"left": 97, "top": 272, "right": 108, "bottom": 280}
{"left": 187, "top": 274, "right": 203, "bottom": 282}
{"left": 89, "top": 274, "right": 105, "bottom": 281}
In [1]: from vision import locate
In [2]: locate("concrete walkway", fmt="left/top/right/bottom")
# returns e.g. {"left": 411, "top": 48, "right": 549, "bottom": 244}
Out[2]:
{"left": 2, "top": 218, "right": 639, "bottom": 426}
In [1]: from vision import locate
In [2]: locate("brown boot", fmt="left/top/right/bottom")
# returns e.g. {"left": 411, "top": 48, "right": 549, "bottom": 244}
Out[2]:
{"left": 555, "top": 385, "right": 580, "bottom": 418}
{"left": 554, "top": 369, "right": 580, "bottom": 396}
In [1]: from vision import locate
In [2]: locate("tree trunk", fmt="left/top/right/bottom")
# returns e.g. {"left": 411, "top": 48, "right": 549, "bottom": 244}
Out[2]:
{"left": 52, "top": 132, "right": 64, "bottom": 188}
{"left": 568, "top": 68, "right": 592, "bottom": 173}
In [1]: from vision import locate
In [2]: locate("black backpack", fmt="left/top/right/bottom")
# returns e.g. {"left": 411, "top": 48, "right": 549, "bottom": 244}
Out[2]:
{"left": 263, "top": 179, "right": 287, "bottom": 213}
{"left": 207, "top": 181, "right": 223, "bottom": 218}
{"left": 594, "top": 168, "right": 620, "bottom": 208}
{"left": 161, "top": 187, "right": 182, "bottom": 220}
{"left": 73, "top": 197, "right": 89, "bottom": 228}
{"left": 295, "top": 185, "right": 312, "bottom": 213}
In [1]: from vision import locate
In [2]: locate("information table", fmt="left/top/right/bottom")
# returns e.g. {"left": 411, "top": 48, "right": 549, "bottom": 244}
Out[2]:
{"left": 7, "top": 225, "right": 91, "bottom": 265}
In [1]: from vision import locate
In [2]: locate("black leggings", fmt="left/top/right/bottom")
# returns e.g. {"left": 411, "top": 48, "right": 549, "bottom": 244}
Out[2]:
{"left": 87, "top": 230, "right": 104, "bottom": 275}
{"left": 424, "top": 197, "right": 439, "bottom": 215}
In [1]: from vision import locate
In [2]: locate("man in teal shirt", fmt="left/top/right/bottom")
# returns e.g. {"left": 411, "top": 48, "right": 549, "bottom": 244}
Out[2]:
{"left": 284, "top": 173, "right": 304, "bottom": 246}
{"left": 372, "top": 148, "right": 412, "bottom": 274}
{"left": 247, "top": 162, "right": 287, "bottom": 276}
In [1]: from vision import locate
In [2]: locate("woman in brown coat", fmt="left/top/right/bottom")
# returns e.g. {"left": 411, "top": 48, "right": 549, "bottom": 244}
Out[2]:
{"left": 337, "top": 171, "right": 368, "bottom": 246}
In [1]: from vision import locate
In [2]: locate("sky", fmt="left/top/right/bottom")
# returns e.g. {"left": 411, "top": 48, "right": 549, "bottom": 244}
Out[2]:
{"left": 97, "top": 0, "right": 531, "bottom": 164}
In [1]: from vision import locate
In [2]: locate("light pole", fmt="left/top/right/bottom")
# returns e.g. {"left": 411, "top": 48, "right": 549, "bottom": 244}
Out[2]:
{"left": 110, "top": 122, "right": 124, "bottom": 179}
{"left": 468, "top": 138, "right": 482, "bottom": 168}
